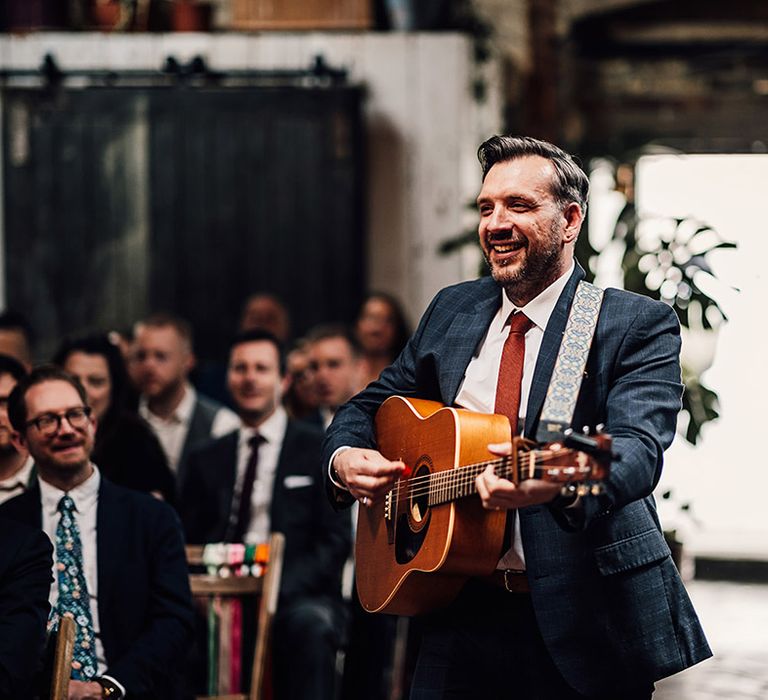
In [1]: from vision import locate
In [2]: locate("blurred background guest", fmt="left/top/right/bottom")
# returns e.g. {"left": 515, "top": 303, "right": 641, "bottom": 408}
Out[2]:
{"left": 132, "top": 313, "right": 240, "bottom": 488}
{"left": 54, "top": 334, "right": 176, "bottom": 505}
{"left": 283, "top": 339, "right": 321, "bottom": 425}
{"left": 354, "top": 292, "right": 410, "bottom": 388}
{"left": 0, "top": 310, "right": 34, "bottom": 370}
{"left": 0, "top": 355, "right": 33, "bottom": 504}
{"left": 239, "top": 292, "right": 291, "bottom": 343}
{"left": 306, "top": 325, "right": 364, "bottom": 429}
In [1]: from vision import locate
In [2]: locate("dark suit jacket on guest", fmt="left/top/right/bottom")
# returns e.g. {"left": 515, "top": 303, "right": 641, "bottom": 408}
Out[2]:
{"left": 0, "top": 518, "right": 52, "bottom": 699}
{"left": 176, "top": 394, "right": 228, "bottom": 492}
{"left": 181, "top": 420, "right": 351, "bottom": 604}
{"left": 322, "top": 263, "right": 712, "bottom": 697}
{"left": 0, "top": 479, "right": 194, "bottom": 700}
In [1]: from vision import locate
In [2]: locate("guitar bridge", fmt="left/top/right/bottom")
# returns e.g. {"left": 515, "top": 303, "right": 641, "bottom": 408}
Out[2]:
{"left": 384, "top": 489, "right": 393, "bottom": 521}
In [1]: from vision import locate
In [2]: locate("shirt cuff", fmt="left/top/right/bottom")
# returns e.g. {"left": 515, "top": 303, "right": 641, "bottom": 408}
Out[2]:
{"left": 101, "top": 674, "right": 126, "bottom": 698}
{"left": 328, "top": 446, "right": 352, "bottom": 491}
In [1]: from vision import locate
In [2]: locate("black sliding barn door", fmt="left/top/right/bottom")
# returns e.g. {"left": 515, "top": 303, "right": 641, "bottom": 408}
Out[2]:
{"left": 2, "top": 85, "right": 365, "bottom": 360}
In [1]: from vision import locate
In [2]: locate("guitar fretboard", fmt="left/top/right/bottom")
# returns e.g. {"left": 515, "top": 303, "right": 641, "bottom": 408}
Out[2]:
{"left": 389, "top": 447, "right": 596, "bottom": 509}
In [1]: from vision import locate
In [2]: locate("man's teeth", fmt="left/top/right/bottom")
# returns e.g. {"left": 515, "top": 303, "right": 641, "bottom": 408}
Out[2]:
{"left": 493, "top": 242, "right": 522, "bottom": 253}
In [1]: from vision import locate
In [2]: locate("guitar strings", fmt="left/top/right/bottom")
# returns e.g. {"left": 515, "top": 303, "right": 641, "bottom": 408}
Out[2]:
{"left": 390, "top": 450, "right": 588, "bottom": 501}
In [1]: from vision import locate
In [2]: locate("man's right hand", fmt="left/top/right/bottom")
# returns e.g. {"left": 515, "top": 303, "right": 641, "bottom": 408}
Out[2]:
{"left": 332, "top": 448, "right": 405, "bottom": 506}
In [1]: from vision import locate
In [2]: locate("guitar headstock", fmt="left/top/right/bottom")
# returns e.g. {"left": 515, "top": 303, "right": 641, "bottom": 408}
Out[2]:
{"left": 524, "top": 431, "right": 613, "bottom": 488}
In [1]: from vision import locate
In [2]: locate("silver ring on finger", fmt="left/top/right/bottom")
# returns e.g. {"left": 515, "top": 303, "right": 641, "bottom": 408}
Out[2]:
{"left": 360, "top": 496, "right": 370, "bottom": 506}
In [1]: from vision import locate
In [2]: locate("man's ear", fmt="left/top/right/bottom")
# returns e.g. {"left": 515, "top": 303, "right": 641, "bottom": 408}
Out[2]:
{"left": 562, "top": 202, "right": 583, "bottom": 245}
{"left": 10, "top": 429, "right": 26, "bottom": 454}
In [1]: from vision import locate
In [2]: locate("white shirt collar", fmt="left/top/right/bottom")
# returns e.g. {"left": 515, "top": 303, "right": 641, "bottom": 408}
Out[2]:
{"left": 39, "top": 464, "right": 101, "bottom": 517}
{"left": 238, "top": 405, "right": 287, "bottom": 450}
{"left": 139, "top": 383, "right": 197, "bottom": 425}
{"left": 0, "top": 454, "right": 34, "bottom": 489}
{"left": 500, "top": 261, "right": 575, "bottom": 331}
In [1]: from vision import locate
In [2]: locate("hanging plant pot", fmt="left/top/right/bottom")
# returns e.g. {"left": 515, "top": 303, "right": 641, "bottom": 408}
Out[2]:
{"left": 172, "top": 0, "right": 213, "bottom": 31}
{"left": 89, "top": 0, "right": 128, "bottom": 31}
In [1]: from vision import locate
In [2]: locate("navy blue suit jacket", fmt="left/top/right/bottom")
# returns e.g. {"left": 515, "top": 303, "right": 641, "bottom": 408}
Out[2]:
{"left": 323, "top": 265, "right": 712, "bottom": 695}
{"left": 182, "top": 420, "right": 351, "bottom": 604}
{"left": 0, "top": 517, "right": 52, "bottom": 699}
{"left": 0, "top": 478, "right": 194, "bottom": 699}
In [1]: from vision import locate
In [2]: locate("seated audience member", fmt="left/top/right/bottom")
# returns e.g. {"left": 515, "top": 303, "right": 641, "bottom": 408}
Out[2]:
{"left": 354, "top": 292, "right": 410, "bottom": 387}
{"left": 197, "top": 293, "right": 292, "bottom": 409}
{"left": 181, "top": 330, "right": 351, "bottom": 700}
{"left": 0, "top": 365, "right": 194, "bottom": 699}
{"left": 0, "top": 517, "right": 52, "bottom": 699}
{"left": 0, "top": 355, "right": 34, "bottom": 504}
{"left": 133, "top": 313, "right": 239, "bottom": 486}
{"left": 239, "top": 293, "right": 291, "bottom": 342}
{"left": 53, "top": 334, "right": 176, "bottom": 505}
{"left": 283, "top": 339, "right": 321, "bottom": 425}
{"left": 306, "top": 325, "right": 364, "bottom": 429}
{"left": 0, "top": 310, "right": 34, "bottom": 370}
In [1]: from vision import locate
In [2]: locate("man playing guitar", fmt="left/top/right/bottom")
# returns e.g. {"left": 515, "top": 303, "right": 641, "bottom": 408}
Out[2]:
{"left": 324, "top": 136, "right": 711, "bottom": 699}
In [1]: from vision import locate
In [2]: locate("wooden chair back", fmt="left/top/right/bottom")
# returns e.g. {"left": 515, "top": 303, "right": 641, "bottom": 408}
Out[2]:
{"left": 50, "top": 615, "right": 76, "bottom": 700}
{"left": 187, "top": 532, "right": 285, "bottom": 700}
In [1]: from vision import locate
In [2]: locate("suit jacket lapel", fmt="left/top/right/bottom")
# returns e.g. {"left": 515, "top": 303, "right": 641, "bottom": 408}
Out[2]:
{"left": 96, "top": 478, "right": 121, "bottom": 614}
{"left": 269, "top": 422, "right": 295, "bottom": 526}
{"left": 524, "top": 263, "right": 586, "bottom": 437}
{"left": 14, "top": 482, "right": 43, "bottom": 528}
{"left": 218, "top": 432, "right": 240, "bottom": 541}
{"left": 442, "top": 286, "right": 501, "bottom": 404}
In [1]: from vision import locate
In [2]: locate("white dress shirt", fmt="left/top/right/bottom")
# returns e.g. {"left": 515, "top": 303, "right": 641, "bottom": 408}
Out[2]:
{"left": 0, "top": 454, "right": 34, "bottom": 504}
{"left": 454, "top": 262, "right": 574, "bottom": 569}
{"left": 231, "top": 406, "right": 287, "bottom": 545}
{"left": 139, "top": 384, "right": 240, "bottom": 473}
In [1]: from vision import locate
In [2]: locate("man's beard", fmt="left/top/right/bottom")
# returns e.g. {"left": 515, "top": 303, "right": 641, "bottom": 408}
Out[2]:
{"left": 484, "top": 221, "right": 564, "bottom": 302}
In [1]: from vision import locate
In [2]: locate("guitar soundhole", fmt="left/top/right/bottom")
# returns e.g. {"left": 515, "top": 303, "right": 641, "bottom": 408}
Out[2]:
{"left": 394, "top": 459, "right": 431, "bottom": 565}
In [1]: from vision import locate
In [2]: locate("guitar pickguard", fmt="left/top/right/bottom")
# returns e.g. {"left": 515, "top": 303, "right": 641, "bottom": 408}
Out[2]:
{"left": 394, "top": 458, "right": 432, "bottom": 564}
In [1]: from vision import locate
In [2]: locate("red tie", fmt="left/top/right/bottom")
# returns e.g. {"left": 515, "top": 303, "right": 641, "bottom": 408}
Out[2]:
{"left": 495, "top": 312, "right": 534, "bottom": 435}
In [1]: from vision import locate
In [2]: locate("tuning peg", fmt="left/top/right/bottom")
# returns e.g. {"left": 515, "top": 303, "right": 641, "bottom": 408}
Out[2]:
{"left": 596, "top": 423, "right": 605, "bottom": 433}
{"left": 590, "top": 484, "right": 603, "bottom": 496}
{"left": 582, "top": 425, "right": 590, "bottom": 435}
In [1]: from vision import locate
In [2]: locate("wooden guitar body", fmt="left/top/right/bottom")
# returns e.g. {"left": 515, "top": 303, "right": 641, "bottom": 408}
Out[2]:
{"left": 355, "top": 396, "right": 511, "bottom": 616}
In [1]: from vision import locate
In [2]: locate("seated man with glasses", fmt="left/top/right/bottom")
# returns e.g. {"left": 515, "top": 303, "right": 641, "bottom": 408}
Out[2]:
{"left": 0, "top": 365, "right": 194, "bottom": 700}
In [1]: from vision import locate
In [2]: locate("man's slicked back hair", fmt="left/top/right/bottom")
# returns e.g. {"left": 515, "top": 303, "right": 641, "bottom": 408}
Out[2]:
{"left": 477, "top": 135, "right": 589, "bottom": 213}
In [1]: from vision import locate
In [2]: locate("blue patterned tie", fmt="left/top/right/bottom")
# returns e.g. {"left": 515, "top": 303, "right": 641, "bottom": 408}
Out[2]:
{"left": 52, "top": 495, "right": 98, "bottom": 680}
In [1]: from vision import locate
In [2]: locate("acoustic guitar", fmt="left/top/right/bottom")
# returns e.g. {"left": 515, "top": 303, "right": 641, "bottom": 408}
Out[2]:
{"left": 354, "top": 396, "right": 612, "bottom": 616}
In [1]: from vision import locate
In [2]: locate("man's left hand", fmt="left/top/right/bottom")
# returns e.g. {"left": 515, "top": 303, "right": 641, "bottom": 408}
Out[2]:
{"left": 475, "top": 442, "right": 562, "bottom": 510}
{"left": 67, "top": 680, "right": 103, "bottom": 700}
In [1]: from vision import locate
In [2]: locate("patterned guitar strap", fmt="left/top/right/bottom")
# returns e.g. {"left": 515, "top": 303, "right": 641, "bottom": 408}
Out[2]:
{"left": 50, "top": 494, "right": 99, "bottom": 680}
{"left": 536, "top": 280, "right": 604, "bottom": 443}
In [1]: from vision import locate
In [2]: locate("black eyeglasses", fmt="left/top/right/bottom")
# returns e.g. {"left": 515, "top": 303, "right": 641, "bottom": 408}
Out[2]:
{"left": 26, "top": 406, "right": 92, "bottom": 436}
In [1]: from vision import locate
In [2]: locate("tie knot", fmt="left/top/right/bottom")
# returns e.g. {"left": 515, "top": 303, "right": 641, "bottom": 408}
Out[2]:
{"left": 57, "top": 495, "right": 76, "bottom": 515}
{"left": 248, "top": 434, "right": 264, "bottom": 450}
{"left": 507, "top": 312, "right": 534, "bottom": 335}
